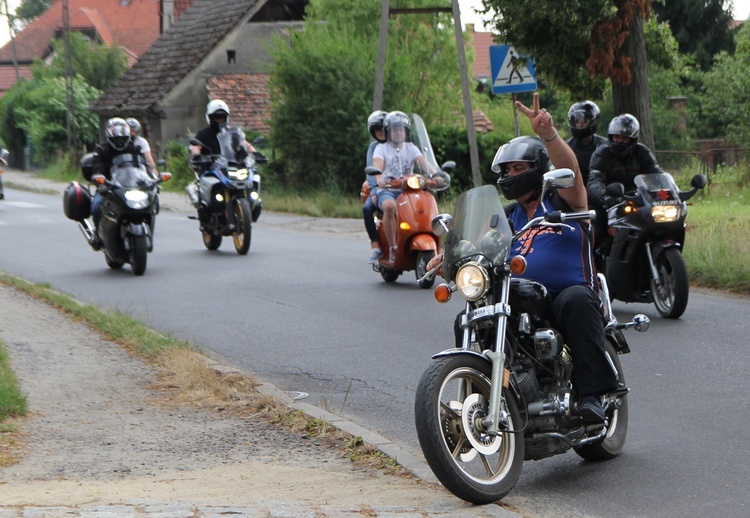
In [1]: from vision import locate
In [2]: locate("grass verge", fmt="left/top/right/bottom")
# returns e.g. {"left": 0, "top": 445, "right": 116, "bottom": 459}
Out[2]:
{"left": 0, "top": 273, "right": 410, "bottom": 476}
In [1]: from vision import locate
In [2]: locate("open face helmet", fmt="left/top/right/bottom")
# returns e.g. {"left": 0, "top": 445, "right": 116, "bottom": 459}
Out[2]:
{"left": 567, "top": 101, "right": 601, "bottom": 140}
{"left": 125, "top": 117, "right": 141, "bottom": 136}
{"left": 206, "top": 99, "right": 230, "bottom": 129}
{"left": 384, "top": 111, "right": 411, "bottom": 145}
{"left": 367, "top": 110, "right": 388, "bottom": 143}
{"left": 492, "top": 136, "right": 552, "bottom": 200}
{"left": 607, "top": 114, "right": 640, "bottom": 157}
{"left": 105, "top": 117, "right": 131, "bottom": 151}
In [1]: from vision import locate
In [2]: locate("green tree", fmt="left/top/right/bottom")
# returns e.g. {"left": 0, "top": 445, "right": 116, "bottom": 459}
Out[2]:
{"left": 480, "top": 0, "right": 670, "bottom": 150}
{"left": 651, "top": 0, "right": 735, "bottom": 71}
{"left": 13, "top": 0, "right": 50, "bottom": 31}
{"left": 39, "top": 33, "right": 128, "bottom": 91}
{"left": 269, "top": 0, "right": 463, "bottom": 193}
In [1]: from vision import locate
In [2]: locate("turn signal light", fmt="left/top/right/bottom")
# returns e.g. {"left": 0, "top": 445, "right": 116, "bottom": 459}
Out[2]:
{"left": 510, "top": 255, "right": 527, "bottom": 275}
{"left": 400, "top": 221, "right": 412, "bottom": 231}
{"left": 434, "top": 283, "right": 452, "bottom": 303}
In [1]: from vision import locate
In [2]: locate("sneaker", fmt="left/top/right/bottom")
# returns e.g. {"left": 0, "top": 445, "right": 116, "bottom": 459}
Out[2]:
{"left": 577, "top": 395, "right": 605, "bottom": 423}
{"left": 367, "top": 248, "right": 383, "bottom": 264}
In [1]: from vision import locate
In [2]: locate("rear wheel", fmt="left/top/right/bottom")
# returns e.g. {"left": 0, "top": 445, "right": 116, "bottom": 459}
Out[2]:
{"left": 202, "top": 231, "right": 222, "bottom": 250}
{"left": 232, "top": 198, "right": 252, "bottom": 255}
{"left": 416, "top": 250, "right": 436, "bottom": 289}
{"left": 574, "top": 341, "right": 628, "bottom": 461}
{"left": 414, "top": 355, "right": 524, "bottom": 504}
{"left": 129, "top": 235, "right": 148, "bottom": 276}
{"left": 650, "top": 247, "right": 689, "bottom": 319}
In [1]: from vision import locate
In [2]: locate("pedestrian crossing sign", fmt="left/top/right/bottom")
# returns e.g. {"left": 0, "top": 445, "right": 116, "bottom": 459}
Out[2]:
{"left": 489, "top": 44, "right": 537, "bottom": 95}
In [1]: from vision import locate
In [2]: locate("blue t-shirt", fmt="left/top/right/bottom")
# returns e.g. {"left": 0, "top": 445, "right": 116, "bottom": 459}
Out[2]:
{"left": 366, "top": 141, "right": 379, "bottom": 190}
{"left": 507, "top": 195, "right": 596, "bottom": 296}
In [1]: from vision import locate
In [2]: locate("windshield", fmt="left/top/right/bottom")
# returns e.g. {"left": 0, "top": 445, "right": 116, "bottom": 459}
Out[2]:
{"left": 443, "top": 185, "right": 512, "bottom": 282}
{"left": 634, "top": 172, "right": 680, "bottom": 201}
{"left": 109, "top": 160, "right": 152, "bottom": 189}
{"left": 217, "top": 127, "right": 247, "bottom": 165}
{"left": 409, "top": 113, "right": 450, "bottom": 191}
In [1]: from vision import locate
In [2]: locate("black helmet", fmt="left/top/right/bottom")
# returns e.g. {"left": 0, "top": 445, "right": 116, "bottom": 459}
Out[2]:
{"left": 492, "top": 136, "right": 552, "bottom": 200}
{"left": 105, "top": 117, "right": 131, "bottom": 151}
{"left": 367, "top": 110, "right": 388, "bottom": 142}
{"left": 607, "top": 114, "right": 640, "bottom": 157}
{"left": 567, "top": 101, "right": 600, "bottom": 140}
{"left": 384, "top": 111, "right": 411, "bottom": 143}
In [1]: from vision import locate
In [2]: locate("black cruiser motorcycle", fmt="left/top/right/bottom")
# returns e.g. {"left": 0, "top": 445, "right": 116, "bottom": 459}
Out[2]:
{"left": 64, "top": 153, "right": 171, "bottom": 276}
{"left": 601, "top": 172, "right": 707, "bottom": 319}
{"left": 414, "top": 171, "right": 649, "bottom": 504}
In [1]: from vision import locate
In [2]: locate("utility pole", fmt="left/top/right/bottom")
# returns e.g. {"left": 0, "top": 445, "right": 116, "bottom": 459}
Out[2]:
{"left": 62, "top": 0, "right": 78, "bottom": 157}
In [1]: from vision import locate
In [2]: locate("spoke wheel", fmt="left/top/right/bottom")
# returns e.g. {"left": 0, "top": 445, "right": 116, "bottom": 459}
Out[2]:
{"left": 232, "top": 198, "right": 252, "bottom": 255}
{"left": 650, "top": 247, "right": 689, "bottom": 319}
{"left": 414, "top": 355, "right": 523, "bottom": 505}
{"left": 416, "top": 250, "right": 436, "bottom": 289}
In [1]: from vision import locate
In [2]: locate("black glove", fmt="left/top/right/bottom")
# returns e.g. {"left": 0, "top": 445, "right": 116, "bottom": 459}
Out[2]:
{"left": 601, "top": 195, "right": 619, "bottom": 209}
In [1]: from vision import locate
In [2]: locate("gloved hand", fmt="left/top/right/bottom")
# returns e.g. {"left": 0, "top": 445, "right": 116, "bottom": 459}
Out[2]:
{"left": 601, "top": 195, "right": 620, "bottom": 209}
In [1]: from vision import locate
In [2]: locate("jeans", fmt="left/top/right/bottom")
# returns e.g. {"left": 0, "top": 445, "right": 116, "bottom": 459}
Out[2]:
{"left": 362, "top": 195, "right": 379, "bottom": 243}
{"left": 91, "top": 192, "right": 103, "bottom": 228}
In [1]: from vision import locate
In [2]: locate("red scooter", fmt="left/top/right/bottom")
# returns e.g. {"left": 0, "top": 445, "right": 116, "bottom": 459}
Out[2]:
{"left": 363, "top": 164, "right": 453, "bottom": 288}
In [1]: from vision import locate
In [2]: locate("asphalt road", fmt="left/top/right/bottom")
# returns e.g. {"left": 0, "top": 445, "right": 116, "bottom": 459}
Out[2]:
{"left": 1, "top": 181, "right": 749, "bottom": 517}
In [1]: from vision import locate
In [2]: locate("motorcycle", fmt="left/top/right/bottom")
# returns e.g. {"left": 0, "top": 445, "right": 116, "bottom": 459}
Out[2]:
{"left": 64, "top": 153, "right": 171, "bottom": 276}
{"left": 601, "top": 172, "right": 707, "bottom": 319}
{"left": 0, "top": 146, "right": 8, "bottom": 200}
{"left": 364, "top": 165, "right": 453, "bottom": 288}
{"left": 413, "top": 170, "right": 649, "bottom": 504}
{"left": 187, "top": 131, "right": 267, "bottom": 255}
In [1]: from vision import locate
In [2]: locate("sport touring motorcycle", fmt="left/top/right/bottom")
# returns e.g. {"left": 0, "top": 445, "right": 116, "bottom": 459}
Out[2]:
{"left": 414, "top": 171, "right": 649, "bottom": 504}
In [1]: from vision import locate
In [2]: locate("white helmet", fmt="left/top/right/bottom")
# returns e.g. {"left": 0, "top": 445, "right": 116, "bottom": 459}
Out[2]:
{"left": 206, "top": 99, "right": 230, "bottom": 125}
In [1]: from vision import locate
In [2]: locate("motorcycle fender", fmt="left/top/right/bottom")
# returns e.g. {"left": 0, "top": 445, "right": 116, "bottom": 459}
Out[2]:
{"left": 409, "top": 233, "right": 438, "bottom": 252}
{"left": 606, "top": 329, "right": 631, "bottom": 355}
{"left": 122, "top": 222, "right": 149, "bottom": 238}
{"left": 650, "top": 240, "right": 682, "bottom": 261}
{"left": 431, "top": 348, "right": 490, "bottom": 363}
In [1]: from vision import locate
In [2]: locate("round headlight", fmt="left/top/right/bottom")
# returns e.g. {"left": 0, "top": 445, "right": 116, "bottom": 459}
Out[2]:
{"left": 406, "top": 175, "right": 425, "bottom": 190}
{"left": 455, "top": 262, "right": 489, "bottom": 301}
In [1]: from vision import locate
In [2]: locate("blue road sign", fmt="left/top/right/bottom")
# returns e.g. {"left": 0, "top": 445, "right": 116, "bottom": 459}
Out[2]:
{"left": 490, "top": 44, "right": 537, "bottom": 95}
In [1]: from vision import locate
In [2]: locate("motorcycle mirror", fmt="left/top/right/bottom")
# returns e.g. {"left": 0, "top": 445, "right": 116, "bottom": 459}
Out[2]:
{"left": 691, "top": 174, "right": 707, "bottom": 190}
{"left": 252, "top": 136, "right": 265, "bottom": 146}
{"left": 441, "top": 160, "right": 456, "bottom": 171}
{"left": 92, "top": 174, "right": 106, "bottom": 185}
{"left": 365, "top": 166, "right": 382, "bottom": 176}
{"left": 542, "top": 169, "right": 575, "bottom": 189}
{"left": 606, "top": 182, "right": 625, "bottom": 198}
{"left": 431, "top": 214, "right": 452, "bottom": 236}
{"left": 157, "top": 159, "right": 166, "bottom": 167}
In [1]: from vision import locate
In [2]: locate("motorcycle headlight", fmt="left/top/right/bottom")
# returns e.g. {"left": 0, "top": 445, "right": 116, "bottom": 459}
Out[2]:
{"left": 650, "top": 204, "right": 680, "bottom": 223}
{"left": 124, "top": 189, "right": 149, "bottom": 209}
{"left": 229, "top": 168, "right": 249, "bottom": 181}
{"left": 406, "top": 175, "right": 425, "bottom": 190}
{"left": 455, "top": 262, "right": 489, "bottom": 301}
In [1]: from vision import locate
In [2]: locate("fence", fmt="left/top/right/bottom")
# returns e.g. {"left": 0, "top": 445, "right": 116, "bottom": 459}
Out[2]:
{"left": 655, "top": 147, "right": 750, "bottom": 187}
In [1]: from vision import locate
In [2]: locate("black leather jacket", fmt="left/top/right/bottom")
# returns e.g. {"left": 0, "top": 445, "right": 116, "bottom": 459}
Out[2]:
{"left": 587, "top": 143, "right": 664, "bottom": 206}
{"left": 566, "top": 134, "right": 608, "bottom": 186}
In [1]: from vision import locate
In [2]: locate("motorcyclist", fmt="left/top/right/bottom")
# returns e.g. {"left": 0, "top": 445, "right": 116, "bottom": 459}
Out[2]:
{"left": 566, "top": 100, "right": 607, "bottom": 186}
{"left": 587, "top": 114, "right": 665, "bottom": 252}
{"left": 371, "top": 111, "right": 438, "bottom": 262}
{"left": 190, "top": 99, "right": 256, "bottom": 158}
{"left": 89, "top": 117, "right": 147, "bottom": 250}
{"left": 428, "top": 94, "right": 618, "bottom": 423}
{"left": 126, "top": 118, "right": 157, "bottom": 178}
{"left": 363, "top": 110, "right": 388, "bottom": 263}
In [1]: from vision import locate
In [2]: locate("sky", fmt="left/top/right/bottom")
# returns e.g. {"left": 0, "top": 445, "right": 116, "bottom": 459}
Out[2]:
{"left": 0, "top": 0, "right": 749, "bottom": 48}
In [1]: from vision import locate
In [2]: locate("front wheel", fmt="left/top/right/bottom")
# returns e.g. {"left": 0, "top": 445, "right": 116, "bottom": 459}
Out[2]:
{"left": 416, "top": 250, "right": 435, "bottom": 289}
{"left": 574, "top": 340, "right": 628, "bottom": 461}
{"left": 414, "top": 355, "right": 524, "bottom": 505}
{"left": 650, "top": 247, "right": 689, "bottom": 319}
{"left": 232, "top": 198, "right": 252, "bottom": 255}
{"left": 202, "top": 231, "right": 222, "bottom": 251}
{"left": 129, "top": 235, "right": 148, "bottom": 276}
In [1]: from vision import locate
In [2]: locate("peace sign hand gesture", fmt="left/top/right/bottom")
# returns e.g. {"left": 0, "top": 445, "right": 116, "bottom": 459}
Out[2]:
{"left": 515, "top": 93, "right": 558, "bottom": 142}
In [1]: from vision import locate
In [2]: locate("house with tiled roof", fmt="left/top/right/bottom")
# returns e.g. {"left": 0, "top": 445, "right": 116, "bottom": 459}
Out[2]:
{"left": 0, "top": 0, "right": 162, "bottom": 97}
{"left": 90, "top": 0, "right": 307, "bottom": 152}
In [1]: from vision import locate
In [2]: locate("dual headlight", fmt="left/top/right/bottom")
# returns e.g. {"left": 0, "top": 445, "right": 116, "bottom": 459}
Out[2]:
{"left": 228, "top": 168, "right": 249, "bottom": 181}
{"left": 650, "top": 204, "right": 680, "bottom": 223}
{"left": 455, "top": 261, "right": 489, "bottom": 301}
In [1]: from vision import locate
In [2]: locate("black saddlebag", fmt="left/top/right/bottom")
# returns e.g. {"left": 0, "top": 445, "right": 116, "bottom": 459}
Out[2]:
{"left": 63, "top": 181, "right": 91, "bottom": 221}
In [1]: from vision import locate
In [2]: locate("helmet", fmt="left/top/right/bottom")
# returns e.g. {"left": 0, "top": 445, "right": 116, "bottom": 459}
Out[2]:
{"left": 567, "top": 101, "right": 600, "bottom": 140}
{"left": 492, "top": 136, "right": 552, "bottom": 200}
{"left": 105, "top": 117, "right": 131, "bottom": 151}
{"left": 384, "top": 111, "right": 411, "bottom": 144}
{"left": 367, "top": 110, "right": 388, "bottom": 142}
{"left": 206, "top": 99, "right": 230, "bottom": 127}
{"left": 607, "top": 114, "right": 639, "bottom": 157}
{"left": 125, "top": 117, "right": 141, "bottom": 136}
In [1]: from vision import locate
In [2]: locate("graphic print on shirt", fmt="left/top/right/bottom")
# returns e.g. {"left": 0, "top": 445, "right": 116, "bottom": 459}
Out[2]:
{"left": 515, "top": 227, "right": 562, "bottom": 256}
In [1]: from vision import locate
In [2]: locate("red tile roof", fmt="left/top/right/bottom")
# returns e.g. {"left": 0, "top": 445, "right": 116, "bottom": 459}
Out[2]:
{"left": 0, "top": 66, "right": 32, "bottom": 96}
{"left": 0, "top": 0, "right": 160, "bottom": 64}
{"left": 466, "top": 25, "right": 496, "bottom": 80}
{"left": 207, "top": 74, "right": 271, "bottom": 135}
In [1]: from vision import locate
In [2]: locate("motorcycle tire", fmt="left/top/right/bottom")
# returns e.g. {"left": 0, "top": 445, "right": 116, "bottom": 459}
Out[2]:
{"left": 202, "top": 231, "right": 222, "bottom": 251}
{"left": 380, "top": 268, "right": 399, "bottom": 283}
{"left": 105, "top": 253, "right": 124, "bottom": 270}
{"left": 232, "top": 198, "right": 252, "bottom": 255}
{"left": 416, "top": 250, "right": 436, "bottom": 289}
{"left": 574, "top": 340, "right": 628, "bottom": 461}
{"left": 650, "top": 247, "right": 689, "bottom": 319}
{"left": 414, "top": 355, "right": 524, "bottom": 505}
{"left": 129, "top": 235, "right": 148, "bottom": 276}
